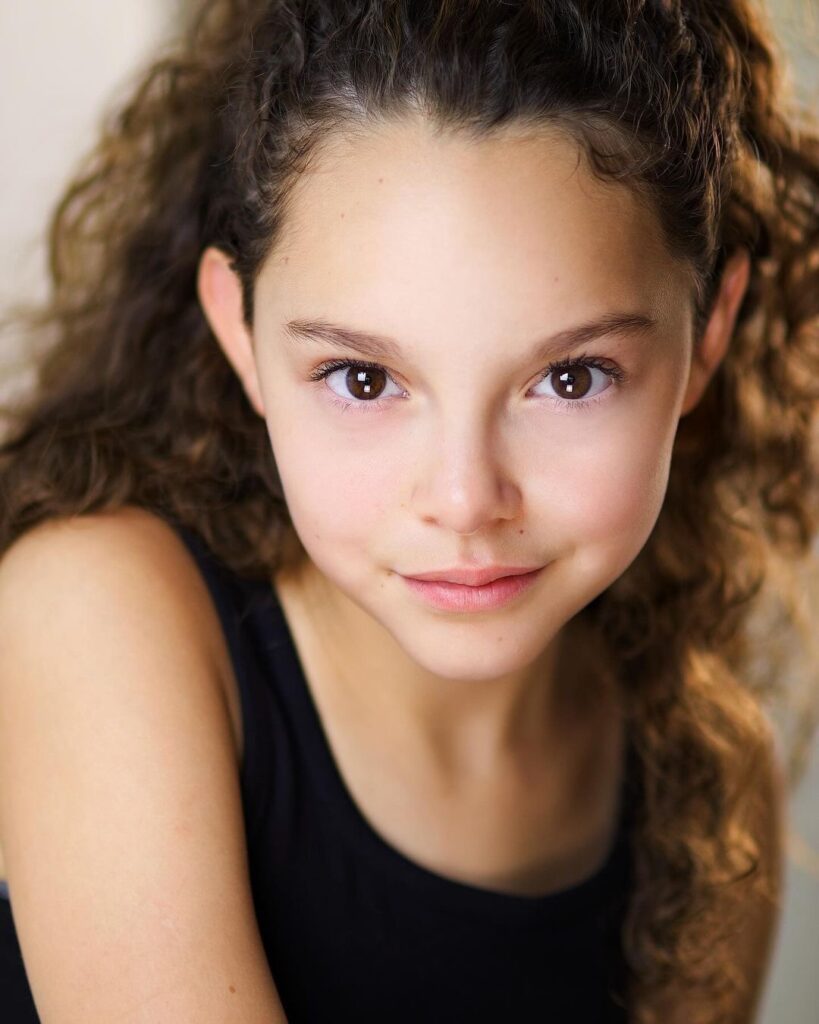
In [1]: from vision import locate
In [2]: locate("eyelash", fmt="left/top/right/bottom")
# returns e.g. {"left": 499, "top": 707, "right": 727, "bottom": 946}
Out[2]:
{"left": 307, "top": 352, "right": 628, "bottom": 415}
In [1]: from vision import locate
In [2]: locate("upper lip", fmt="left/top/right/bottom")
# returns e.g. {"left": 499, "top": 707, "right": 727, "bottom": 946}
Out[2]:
{"left": 403, "top": 566, "right": 542, "bottom": 587}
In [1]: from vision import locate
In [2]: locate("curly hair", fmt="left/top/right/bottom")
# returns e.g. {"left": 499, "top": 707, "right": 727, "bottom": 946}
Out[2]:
{"left": 1, "top": 1, "right": 817, "bottom": 1020}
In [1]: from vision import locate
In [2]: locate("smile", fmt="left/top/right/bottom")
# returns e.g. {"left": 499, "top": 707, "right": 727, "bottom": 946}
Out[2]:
{"left": 399, "top": 566, "right": 546, "bottom": 612}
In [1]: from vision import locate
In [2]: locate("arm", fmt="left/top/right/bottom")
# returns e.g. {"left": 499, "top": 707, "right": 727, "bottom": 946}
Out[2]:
{"left": 0, "top": 511, "right": 289, "bottom": 1023}
{"left": 637, "top": 721, "right": 786, "bottom": 1023}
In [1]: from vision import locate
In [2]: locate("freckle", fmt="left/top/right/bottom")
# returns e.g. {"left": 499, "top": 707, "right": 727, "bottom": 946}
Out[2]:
{"left": 379, "top": 177, "right": 384, "bottom": 183}
{"left": 341, "top": 212, "right": 345, "bottom": 219}
{"left": 229, "top": 985, "right": 236, "bottom": 994}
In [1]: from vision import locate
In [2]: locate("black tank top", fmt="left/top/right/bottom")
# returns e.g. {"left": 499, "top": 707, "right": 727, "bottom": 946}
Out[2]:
{"left": 0, "top": 521, "right": 637, "bottom": 1022}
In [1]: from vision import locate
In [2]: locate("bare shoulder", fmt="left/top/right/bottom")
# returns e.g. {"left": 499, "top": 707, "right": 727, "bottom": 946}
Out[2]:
{"left": 0, "top": 506, "right": 225, "bottom": 674}
{"left": 0, "top": 506, "right": 242, "bottom": 761}
{"left": 0, "top": 506, "right": 280, "bottom": 1021}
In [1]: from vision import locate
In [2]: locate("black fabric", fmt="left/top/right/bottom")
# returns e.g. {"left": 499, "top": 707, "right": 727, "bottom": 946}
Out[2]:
{"left": 0, "top": 521, "right": 637, "bottom": 1022}
{"left": 0, "top": 899, "right": 39, "bottom": 1024}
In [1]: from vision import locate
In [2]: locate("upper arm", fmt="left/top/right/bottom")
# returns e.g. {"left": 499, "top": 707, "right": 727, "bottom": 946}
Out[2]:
{"left": 640, "top": 721, "right": 786, "bottom": 1023}
{"left": 0, "top": 509, "right": 287, "bottom": 1023}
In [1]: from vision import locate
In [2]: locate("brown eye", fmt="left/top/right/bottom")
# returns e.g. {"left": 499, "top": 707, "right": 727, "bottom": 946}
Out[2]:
{"left": 533, "top": 359, "right": 618, "bottom": 406}
{"left": 343, "top": 365, "right": 389, "bottom": 401}
{"left": 551, "top": 365, "right": 594, "bottom": 400}
{"left": 309, "top": 359, "right": 404, "bottom": 409}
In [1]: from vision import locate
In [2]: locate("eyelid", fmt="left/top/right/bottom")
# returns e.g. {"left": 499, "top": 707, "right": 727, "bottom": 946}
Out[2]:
{"left": 534, "top": 353, "right": 628, "bottom": 385}
{"left": 307, "top": 352, "right": 628, "bottom": 413}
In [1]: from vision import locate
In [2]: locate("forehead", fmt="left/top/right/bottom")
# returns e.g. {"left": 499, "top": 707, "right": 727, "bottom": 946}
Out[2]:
{"left": 259, "top": 116, "right": 684, "bottom": 324}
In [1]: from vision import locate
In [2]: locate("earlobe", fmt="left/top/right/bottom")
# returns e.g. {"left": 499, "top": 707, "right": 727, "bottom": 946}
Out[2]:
{"left": 680, "top": 247, "right": 751, "bottom": 417}
{"left": 197, "top": 247, "right": 266, "bottom": 418}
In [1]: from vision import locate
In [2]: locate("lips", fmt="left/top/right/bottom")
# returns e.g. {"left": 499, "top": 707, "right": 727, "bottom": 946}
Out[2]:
{"left": 403, "top": 566, "right": 543, "bottom": 587}
{"left": 401, "top": 566, "right": 546, "bottom": 612}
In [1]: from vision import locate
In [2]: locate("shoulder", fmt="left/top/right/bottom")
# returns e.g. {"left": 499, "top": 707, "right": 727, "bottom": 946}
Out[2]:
{"left": 0, "top": 505, "right": 240, "bottom": 757}
{"left": 1, "top": 504, "right": 221, "bottom": 651}
{"left": 0, "top": 507, "right": 282, "bottom": 1019}
{"left": 0, "top": 504, "right": 188, "bottom": 585}
{"left": 1, "top": 505, "right": 210, "bottom": 632}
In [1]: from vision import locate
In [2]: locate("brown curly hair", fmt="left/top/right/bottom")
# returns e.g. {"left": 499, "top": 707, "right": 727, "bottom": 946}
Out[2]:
{"left": 1, "top": 1, "right": 817, "bottom": 1020}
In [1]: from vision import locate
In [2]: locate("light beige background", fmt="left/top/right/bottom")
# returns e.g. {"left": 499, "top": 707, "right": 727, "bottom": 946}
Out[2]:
{"left": 0, "top": 3, "right": 817, "bottom": 1021}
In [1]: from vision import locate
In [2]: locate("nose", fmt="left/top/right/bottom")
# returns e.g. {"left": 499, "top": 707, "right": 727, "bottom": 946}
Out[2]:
{"left": 410, "top": 419, "right": 522, "bottom": 535}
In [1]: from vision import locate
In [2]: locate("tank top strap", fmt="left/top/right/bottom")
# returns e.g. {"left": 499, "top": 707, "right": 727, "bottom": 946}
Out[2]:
{"left": 169, "top": 521, "right": 284, "bottom": 841}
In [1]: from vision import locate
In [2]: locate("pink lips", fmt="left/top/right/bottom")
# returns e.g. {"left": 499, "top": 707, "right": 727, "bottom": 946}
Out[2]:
{"left": 405, "top": 565, "right": 543, "bottom": 587}
{"left": 400, "top": 566, "right": 546, "bottom": 612}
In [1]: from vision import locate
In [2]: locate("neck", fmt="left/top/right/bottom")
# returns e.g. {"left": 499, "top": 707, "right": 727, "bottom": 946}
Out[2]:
{"left": 273, "top": 552, "right": 622, "bottom": 779}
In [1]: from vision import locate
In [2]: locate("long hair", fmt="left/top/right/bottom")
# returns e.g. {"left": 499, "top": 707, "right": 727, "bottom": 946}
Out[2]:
{"left": 1, "top": 2, "right": 817, "bottom": 1019}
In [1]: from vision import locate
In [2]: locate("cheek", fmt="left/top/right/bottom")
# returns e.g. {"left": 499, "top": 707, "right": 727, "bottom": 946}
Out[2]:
{"left": 264, "top": 415, "right": 394, "bottom": 543}
{"left": 544, "top": 416, "right": 674, "bottom": 563}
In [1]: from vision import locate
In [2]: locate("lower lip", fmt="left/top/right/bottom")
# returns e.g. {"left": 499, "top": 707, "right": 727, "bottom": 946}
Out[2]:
{"left": 401, "top": 567, "right": 545, "bottom": 612}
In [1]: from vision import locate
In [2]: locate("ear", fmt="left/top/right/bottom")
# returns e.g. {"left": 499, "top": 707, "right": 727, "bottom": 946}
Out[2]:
{"left": 197, "top": 247, "right": 266, "bottom": 418}
{"left": 680, "top": 247, "right": 751, "bottom": 416}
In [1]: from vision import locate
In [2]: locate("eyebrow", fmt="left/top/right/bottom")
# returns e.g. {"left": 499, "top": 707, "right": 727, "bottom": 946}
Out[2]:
{"left": 283, "top": 310, "right": 659, "bottom": 364}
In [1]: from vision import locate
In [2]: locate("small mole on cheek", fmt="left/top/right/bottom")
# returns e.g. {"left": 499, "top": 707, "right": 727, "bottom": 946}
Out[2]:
{"left": 341, "top": 212, "right": 345, "bottom": 219}
{"left": 229, "top": 985, "right": 236, "bottom": 994}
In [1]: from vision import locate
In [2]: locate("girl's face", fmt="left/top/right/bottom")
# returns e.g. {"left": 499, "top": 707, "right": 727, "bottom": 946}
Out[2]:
{"left": 202, "top": 117, "right": 746, "bottom": 688}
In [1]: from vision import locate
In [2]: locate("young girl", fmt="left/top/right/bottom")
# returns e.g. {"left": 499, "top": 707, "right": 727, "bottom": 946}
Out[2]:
{"left": 0, "top": 1, "right": 816, "bottom": 1021}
